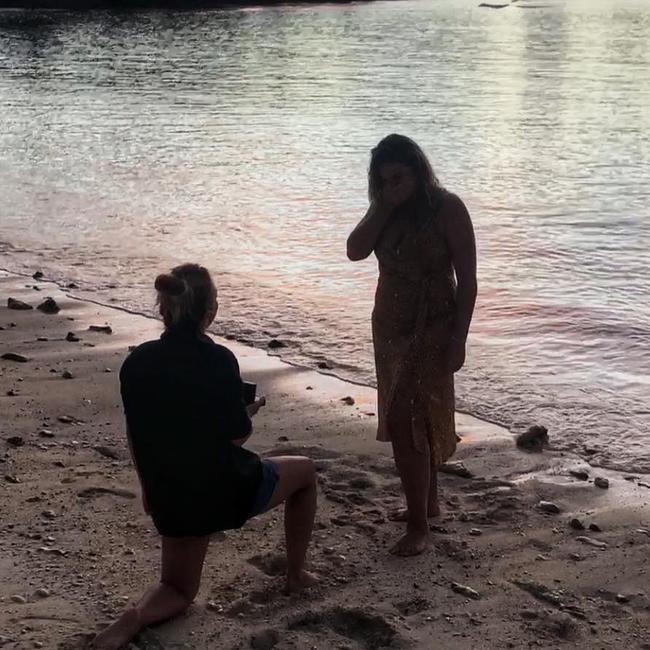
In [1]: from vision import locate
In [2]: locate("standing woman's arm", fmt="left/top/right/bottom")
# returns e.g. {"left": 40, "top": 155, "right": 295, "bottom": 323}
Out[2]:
{"left": 441, "top": 193, "right": 477, "bottom": 372}
{"left": 346, "top": 202, "right": 393, "bottom": 261}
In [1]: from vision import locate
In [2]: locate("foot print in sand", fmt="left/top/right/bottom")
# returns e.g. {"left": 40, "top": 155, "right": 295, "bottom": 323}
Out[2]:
{"left": 288, "top": 606, "right": 405, "bottom": 649}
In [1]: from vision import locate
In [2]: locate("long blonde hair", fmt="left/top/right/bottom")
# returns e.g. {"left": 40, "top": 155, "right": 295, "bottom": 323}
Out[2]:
{"left": 368, "top": 134, "right": 442, "bottom": 211}
{"left": 154, "top": 263, "right": 216, "bottom": 332}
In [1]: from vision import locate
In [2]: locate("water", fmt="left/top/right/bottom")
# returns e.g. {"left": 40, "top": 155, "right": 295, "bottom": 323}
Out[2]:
{"left": 1, "top": 0, "right": 649, "bottom": 471}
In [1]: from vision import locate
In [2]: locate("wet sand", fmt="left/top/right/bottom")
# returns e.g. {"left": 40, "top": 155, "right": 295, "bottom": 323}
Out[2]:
{"left": 1, "top": 269, "right": 649, "bottom": 649}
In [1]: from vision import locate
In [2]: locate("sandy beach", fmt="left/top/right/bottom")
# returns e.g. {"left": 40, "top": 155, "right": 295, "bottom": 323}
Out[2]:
{"left": 1, "top": 269, "right": 649, "bottom": 650}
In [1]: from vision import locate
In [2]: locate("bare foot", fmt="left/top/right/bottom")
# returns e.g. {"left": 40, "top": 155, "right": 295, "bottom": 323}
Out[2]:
{"left": 388, "top": 504, "right": 441, "bottom": 522}
{"left": 90, "top": 608, "right": 141, "bottom": 650}
{"left": 285, "top": 570, "right": 319, "bottom": 594}
{"left": 389, "top": 529, "right": 430, "bottom": 557}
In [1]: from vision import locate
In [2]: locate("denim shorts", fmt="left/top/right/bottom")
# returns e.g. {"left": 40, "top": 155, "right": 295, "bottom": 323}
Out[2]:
{"left": 248, "top": 459, "right": 279, "bottom": 518}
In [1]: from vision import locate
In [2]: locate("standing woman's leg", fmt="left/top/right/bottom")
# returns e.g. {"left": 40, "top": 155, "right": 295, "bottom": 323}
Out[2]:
{"left": 91, "top": 536, "right": 210, "bottom": 650}
{"left": 389, "top": 398, "right": 431, "bottom": 556}
{"left": 262, "top": 456, "right": 318, "bottom": 593}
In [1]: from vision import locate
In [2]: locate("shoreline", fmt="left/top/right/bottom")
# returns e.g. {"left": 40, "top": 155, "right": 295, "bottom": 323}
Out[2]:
{"left": 1, "top": 264, "right": 511, "bottom": 438}
{"left": 1, "top": 270, "right": 649, "bottom": 648}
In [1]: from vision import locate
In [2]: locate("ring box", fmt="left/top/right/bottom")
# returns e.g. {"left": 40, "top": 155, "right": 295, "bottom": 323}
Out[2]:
{"left": 242, "top": 381, "right": 257, "bottom": 406}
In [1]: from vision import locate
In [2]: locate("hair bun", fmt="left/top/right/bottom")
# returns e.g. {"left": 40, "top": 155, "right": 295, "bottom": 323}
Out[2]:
{"left": 155, "top": 273, "right": 186, "bottom": 297}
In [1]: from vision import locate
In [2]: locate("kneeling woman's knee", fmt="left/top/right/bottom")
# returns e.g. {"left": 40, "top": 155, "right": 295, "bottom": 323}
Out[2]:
{"left": 299, "top": 456, "right": 317, "bottom": 484}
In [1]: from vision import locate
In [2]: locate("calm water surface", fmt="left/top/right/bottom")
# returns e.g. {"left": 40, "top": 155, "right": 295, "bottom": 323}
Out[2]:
{"left": 1, "top": 0, "right": 649, "bottom": 470}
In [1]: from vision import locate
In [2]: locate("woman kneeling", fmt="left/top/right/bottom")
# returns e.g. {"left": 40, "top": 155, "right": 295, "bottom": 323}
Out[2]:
{"left": 92, "top": 264, "right": 317, "bottom": 650}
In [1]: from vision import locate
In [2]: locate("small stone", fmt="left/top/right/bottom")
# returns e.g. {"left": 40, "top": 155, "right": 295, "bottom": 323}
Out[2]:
{"left": 569, "top": 553, "right": 584, "bottom": 561}
{"left": 62, "top": 370, "right": 74, "bottom": 380}
{"left": 569, "top": 518, "right": 585, "bottom": 531}
{"left": 469, "top": 528, "right": 483, "bottom": 536}
{"left": 538, "top": 500, "right": 561, "bottom": 514}
{"left": 37, "top": 546, "right": 66, "bottom": 556}
{"left": 33, "top": 642, "right": 44, "bottom": 649}
{"left": 37, "top": 297, "right": 60, "bottom": 314}
{"left": 439, "top": 462, "right": 474, "bottom": 479}
{"left": 341, "top": 396, "right": 355, "bottom": 406}
{"left": 39, "top": 429, "right": 54, "bottom": 438}
{"left": 88, "top": 325, "right": 112, "bottom": 334}
{"left": 7, "top": 298, "right": 32, "bottom": 311}
{"left": 65, "top": 332, "right": 80, "bottom": 342}
{"left": 576, "top": 536, "right": 607, "bottom": 549}
{"left": 32, "top": 271, "right": 44, "bottom": 280}
{"left": 615, "top": 594, "right": 630, "bottom": 604}
{"left": 4, "top": 474, "right": 20, "bottom": 484}
{"left": 317, "top": 361, "right": 332, "bottom": 370}
{"left": 41, "top": 509, "right": 56, "bottom": 520}
{"left": 267, "top": 339, "right": 285, "bottom": 349}
{"left": 57, "top": 415, "right": 77, "bottom": 424}
{"left": 206, "top": 601, "right": 223, "bottom": 612}
{"left": 277, "top": 436, "right": 289, "bottom": 442}
{"left": 10, "top": 594, "right": 27, "bottom": 604}
{"left": 67, "top": 282, "right": 78, "bottom": 289}
{"left": 37, "top": 337, "right": 49, "bottom": 342}
{"left": 34, "top": 588, "right": 50, "bottom": 599}
{"left": 1, "top": 352, "right": 30, "bottom": 363}
{"left": 7, "top": 436, "right": 24, "bottom": 447}
{"left": 450, "top": 582, "right": 481, "bottom": 600}
{"left": 588, "top": 523, "right": 602, "bottom": 532}
{"left": 93, "top": 445, "right": 120, "bottom": 460}
{"left": 250, "top": 628, "right": 280, "bottom": 650}
{"left": 569, "top": 469, "right": 589, "bottom": 481}
{"left": 104, "top": 368, "right": 112, "bottom": 373}
{"left": 594, "top": 477, "right": 609, "bottom": 489}
{"left": 6, "top": 389, "right": 18, "bottom": 396}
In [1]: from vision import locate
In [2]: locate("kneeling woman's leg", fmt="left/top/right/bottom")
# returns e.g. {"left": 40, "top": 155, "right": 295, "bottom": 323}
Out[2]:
{"left": 262, "top": 456, "right": 318, "bottom": 593}
{"left": 91, "top": 535, "right": 209, "bottom": 649}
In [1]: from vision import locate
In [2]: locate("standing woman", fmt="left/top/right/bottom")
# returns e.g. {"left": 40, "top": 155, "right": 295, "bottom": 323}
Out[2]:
{"left": 347, "top": 134, "right": 477, "bottom": 557}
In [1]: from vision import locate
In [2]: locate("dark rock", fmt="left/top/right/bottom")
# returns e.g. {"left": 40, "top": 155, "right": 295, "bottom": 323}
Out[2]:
{"left": 39, "top": 429, "right": 55, "bottom": 438}
{"left": 7, "top": 298, "right": 32, "bottom": 311}
{"left": 250, "top": 628, "right": 280, "bottom": 650}
{"left": 1, "top": 352, "right": 31, "bottom": 363}
{"left": 277, "top": 436, "right": 289, "bottom": 442}
{"left": 588, "top": 523, "right": 602, "bottom": 532}
{"left": 88, "top": 325, "right": 112, "bottom": 334}
{"left": 569, "top": 518, "right": 585, "bottom": 531}
{"left": 267, "top": 339, "right": 285, "bottom": 349}
{"left": 317, "top": 361, "right": 332, "bottom": 370}
{"left": 37, "top": 297, "right": 60, "bottom": 314}
{"left": 65, "top": 332, "right": 80, "bottom": 342}
{"left": 341, "top": 396, "right": 355, "bottom": 406}
{"left": 7, "top": 436, "right": 24, "bottom": 447}
{"left": 615, "top": 594, "right": 630, "bottom": 604}
{"left": 594, "top": 477, "right": 609, "bottom": 489}
{"left": 41, "top": 509, "right": 56, "bottom": 519}
{"left": 569, "top": 469, "right": 589, "bottom": 481}
{"left": 538, "top": 501, "right": 561, "bottom": 514}
{"left": 32, "top": 271, "right": 44, "bottom": 280}
{"left": 62, "top": 370, "right": 74, "bottom": 380}
{"left": 5, "top": 474, "right": 20, "bottom": 484}
{"left": 6, "top": 389, "right": 18, "bottom": 396}
{"left": 67, "top": 282, "right": 78, "bottom": 289}
{"left": 469, "top": 528, "right": 483, "bottom": 536}
{"left": 37, "top": 336, "right": 49, "bottom": 342}
{"left": 57, "top": 415, "right": 76, "bottom": 424}
{"left": 516, "top": 425, "right": 549, "bottom": 452}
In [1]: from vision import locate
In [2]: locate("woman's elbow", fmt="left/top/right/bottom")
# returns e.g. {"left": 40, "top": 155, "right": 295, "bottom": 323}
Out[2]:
{"left": 346, "top": 240, "right": 368, "bottom": 262}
